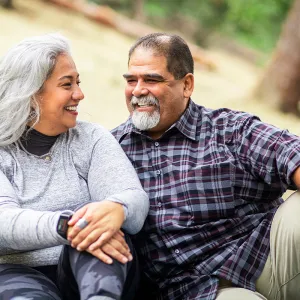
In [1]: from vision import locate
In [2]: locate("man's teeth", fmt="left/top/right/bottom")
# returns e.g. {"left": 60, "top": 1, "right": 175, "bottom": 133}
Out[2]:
{"left": 137, "top": 104, "right": 152, "bottom": 107}
{"left": 65, "top": 106, "right": 77, "bottom": 111}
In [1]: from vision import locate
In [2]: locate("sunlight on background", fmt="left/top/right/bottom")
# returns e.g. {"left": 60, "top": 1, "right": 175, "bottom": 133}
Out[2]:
{"left": 1, "top": 0, "right": 300, "bottom": 136}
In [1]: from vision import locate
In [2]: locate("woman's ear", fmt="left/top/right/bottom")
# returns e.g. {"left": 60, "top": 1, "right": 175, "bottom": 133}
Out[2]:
{"left": 183, "top": 73, "right": 194, "bottom": 99}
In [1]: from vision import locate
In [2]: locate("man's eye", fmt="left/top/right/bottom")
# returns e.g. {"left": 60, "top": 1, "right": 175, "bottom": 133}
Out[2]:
{"left": 145, "top": 79, "right": 158, "bottom": 83}
{"left": 127, "top": 79, "right": 137, "bottom": 84}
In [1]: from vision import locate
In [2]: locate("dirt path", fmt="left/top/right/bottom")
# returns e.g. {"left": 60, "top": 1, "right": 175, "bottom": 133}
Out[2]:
{"left": 1, "top": 0, "right": 300, "bottom": 135}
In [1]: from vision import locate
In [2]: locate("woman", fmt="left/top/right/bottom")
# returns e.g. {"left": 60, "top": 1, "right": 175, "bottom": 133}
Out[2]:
{"left": 0, "top": 33, "right": 149, "bottom": 300}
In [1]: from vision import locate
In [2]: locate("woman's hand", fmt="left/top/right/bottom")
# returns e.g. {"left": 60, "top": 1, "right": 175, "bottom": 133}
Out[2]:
{"left": 87, "top": 230, "right": 133, "bottom": 264}
{"left": 67, "top": 201, "right": 125, "bottom": 251}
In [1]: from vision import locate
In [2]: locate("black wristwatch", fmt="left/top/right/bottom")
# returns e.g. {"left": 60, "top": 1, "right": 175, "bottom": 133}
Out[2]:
{"left": 56, "top": 212, "right": 73, "bottom": 239}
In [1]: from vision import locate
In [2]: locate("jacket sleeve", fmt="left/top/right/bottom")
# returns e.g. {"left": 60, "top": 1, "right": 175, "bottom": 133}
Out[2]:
{"left": 87, "top": 128, "right": 149, "bottom": 234}
{"left": 0, "top": 169, "right": 71, "bottom": 253}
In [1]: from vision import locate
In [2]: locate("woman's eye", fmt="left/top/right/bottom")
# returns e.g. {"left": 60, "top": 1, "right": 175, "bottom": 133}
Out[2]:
{"left": 62, "top": 82, "right": 72, "bottom": 87}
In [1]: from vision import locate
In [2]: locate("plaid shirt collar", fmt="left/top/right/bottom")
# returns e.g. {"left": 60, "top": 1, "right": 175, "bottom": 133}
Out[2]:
{"left": 119, "top": 99, "right": 200, "bottom": 141}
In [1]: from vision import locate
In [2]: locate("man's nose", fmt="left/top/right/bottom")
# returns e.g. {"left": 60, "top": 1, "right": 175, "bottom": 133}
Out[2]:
{"left": 132, "top": 80, "right": 149, "bottom": 98}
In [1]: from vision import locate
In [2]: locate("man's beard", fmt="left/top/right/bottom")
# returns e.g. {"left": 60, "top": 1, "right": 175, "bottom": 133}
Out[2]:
{"left": 131, "top": 95, "right": 160, "bottom": 131}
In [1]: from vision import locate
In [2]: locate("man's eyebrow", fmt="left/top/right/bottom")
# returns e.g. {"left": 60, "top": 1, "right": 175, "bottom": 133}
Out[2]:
{"left": 123, "top": 73, "right": 165, "bottom": 80}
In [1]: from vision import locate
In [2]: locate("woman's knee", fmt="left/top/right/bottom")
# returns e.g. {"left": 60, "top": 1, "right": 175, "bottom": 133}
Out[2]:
{"left": 0, "top": 264, "right": 61, "bottom": 300}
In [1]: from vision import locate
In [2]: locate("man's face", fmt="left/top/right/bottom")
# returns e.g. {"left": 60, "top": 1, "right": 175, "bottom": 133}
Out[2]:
{"left": 123, "top": 48, "right": 193, "bottom": 139}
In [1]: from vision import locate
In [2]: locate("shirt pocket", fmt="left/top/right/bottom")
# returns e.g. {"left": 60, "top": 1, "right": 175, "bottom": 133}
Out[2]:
{"left": 186, "top": 160, "right": 235, "bottom": 224}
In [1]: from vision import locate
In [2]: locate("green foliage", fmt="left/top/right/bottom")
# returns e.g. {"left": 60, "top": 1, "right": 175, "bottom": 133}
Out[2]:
{"left": 87, "top": 0, "right": 294, "bottom": 52}
{"left": 223, "top": 0, "right": 293, "bottom": 51}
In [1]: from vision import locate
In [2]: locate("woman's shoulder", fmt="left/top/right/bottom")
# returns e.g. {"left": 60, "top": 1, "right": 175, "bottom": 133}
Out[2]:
{"left": 67, "top": 120, "right": 113, "bottom": 145}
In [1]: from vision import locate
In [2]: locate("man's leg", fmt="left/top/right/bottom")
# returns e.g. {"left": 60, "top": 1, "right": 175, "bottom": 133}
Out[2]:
{"left": 58, "top": 235, "right": 139, "bottom": 300}
{"left": 215, "top": 279, "right": 267, "bottom": 300}
{"left": 256, "top": 191, "right": 300, "bottom": 300}
{"left": 0, "top": 264, "right": 61, "bottom": 300}
{"left": 216, "top": 287, "right": 267, "bottom": 300}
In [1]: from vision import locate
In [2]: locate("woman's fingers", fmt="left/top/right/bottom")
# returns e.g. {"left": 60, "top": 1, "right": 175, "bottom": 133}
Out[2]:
{"left": 68, "top": 206, "right": 87, "bottom": 226}
{"left": 86, "top": 248, "right": 113, "bottom": 265}
{"left": 68, "top": 201, "right": 124, "bottom": 249}
{"left": 102, "top": 242, "right": 129, "bottom": 264}
{"left": 90, "top": 233, "right": 131, "bottom": 257}
{"left": 76, "top": 228, "right": 117, "bottom": 251}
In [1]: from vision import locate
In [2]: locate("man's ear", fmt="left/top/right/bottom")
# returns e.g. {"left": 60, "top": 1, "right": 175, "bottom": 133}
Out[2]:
{"left": 183, "top": 73, "right": 194, "bottom": 99}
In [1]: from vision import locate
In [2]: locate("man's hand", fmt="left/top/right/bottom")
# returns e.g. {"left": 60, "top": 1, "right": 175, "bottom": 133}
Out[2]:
{"left": 67, "top": 201, "right": 125, "bottom": 251}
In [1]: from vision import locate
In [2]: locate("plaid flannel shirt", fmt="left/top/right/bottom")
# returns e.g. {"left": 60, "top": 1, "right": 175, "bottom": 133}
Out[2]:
{"left": 112, "top": 100, "right": 300, "bottom": 300}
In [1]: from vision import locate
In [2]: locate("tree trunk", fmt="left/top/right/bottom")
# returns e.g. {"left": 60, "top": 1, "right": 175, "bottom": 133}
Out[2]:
{"left": 254, "top": 0, "right": 300, "bottom": 116}
{"left": 0, "top": 0, "right": 13, "bottom": 8}
{"left": 133, "top": 0, "right": 145, "bottom": 22}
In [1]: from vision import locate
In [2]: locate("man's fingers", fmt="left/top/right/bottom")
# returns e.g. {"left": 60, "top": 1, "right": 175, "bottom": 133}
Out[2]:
{"left": 86, "top": 248, "right": 113, "bottom": 265}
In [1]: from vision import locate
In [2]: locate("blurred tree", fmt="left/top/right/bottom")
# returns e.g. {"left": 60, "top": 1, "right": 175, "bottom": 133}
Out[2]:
{"left": 254, "top": 0, "right": 300, "bottom": 115}
{"left": 0, "top": 0, "right": 13, "bottom": 8}
{"left": 87, "top": 0, "right": 292, "bottom": 52}
{"left": 134, "top": 0, "right": 145, "bottom": 22}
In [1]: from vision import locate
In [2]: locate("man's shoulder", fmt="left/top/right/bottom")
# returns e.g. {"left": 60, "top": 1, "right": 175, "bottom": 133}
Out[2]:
{"left": 111, "top": 119, "right": 131, "bottom": 142}
{"left": 201, "top": 106, "right": 259, "bottom": 125}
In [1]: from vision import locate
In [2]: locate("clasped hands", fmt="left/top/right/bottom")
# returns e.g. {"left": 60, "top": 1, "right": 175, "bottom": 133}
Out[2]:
{"left": 67, "top": 201, "right": 132, "bottom": 265}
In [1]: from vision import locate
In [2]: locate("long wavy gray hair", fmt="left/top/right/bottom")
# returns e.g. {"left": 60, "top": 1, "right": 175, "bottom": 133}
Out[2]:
{"left": 0, "top": 33, "right": 71, "bottom": 146}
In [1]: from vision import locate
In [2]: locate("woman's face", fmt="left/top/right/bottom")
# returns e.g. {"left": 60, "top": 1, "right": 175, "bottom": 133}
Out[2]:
{"left": 33, "top": 54, "right": 84, "bottom": 136}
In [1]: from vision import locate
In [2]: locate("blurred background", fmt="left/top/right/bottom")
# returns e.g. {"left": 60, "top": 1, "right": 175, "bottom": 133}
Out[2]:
{"left": 1, "top": 0, "right": 300, "bottom": 135}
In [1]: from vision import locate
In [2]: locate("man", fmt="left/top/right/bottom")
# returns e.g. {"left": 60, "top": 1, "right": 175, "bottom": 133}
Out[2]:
{"left": 112, "top": 33, "right": 300, "bottom": 300}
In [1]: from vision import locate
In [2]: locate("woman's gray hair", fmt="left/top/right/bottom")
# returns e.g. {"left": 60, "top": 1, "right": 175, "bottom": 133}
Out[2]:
{"left": 0, "top": 33, "right": 71, "bottom": 146}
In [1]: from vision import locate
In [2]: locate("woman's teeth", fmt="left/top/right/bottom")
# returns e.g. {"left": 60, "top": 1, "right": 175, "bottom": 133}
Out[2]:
{"left": 65, "top": 106, "right": 77, "bottom": 111}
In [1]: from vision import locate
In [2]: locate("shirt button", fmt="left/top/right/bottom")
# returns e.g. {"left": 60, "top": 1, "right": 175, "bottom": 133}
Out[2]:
{"left": 158, "top": 202, "right": 162, "bottom": 207}
{"left": 156, "top": 170, "right": 161, "bottom": 175}
{"left": 154, "top": 142, "right": 159, "bottom": 147}
{"left": 175, "top": 249, "right": 180, "bottom": 254}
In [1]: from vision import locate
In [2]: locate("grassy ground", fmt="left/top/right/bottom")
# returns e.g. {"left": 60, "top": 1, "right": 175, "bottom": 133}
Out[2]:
{"left": 1, "top": 0, "right": 300, "bottom": 138}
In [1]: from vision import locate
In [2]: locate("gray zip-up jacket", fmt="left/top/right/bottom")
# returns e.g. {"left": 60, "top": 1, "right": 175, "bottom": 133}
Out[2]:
{"left": 0, "top": 121, "right": 149, "bottom": 267}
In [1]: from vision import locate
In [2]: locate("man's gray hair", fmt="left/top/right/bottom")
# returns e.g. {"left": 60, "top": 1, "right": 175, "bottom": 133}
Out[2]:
{"left": 0, "top": 33, "right": 71, "bottom": 146}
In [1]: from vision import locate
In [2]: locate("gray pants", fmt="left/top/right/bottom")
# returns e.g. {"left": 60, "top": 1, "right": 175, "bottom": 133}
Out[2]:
{"left": 216, "top": 191, "right": 300, "bottom": 299}
{"left": 0, "top": 236, "right": 139, "bottom": 300}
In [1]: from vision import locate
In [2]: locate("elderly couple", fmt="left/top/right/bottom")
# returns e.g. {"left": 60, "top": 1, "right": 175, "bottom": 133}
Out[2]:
{"left": 0, "top": 33, "right": 299, "bottom": 300}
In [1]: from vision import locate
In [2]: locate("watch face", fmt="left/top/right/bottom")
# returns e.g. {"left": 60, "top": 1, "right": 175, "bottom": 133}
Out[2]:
{"left": 57, "top": 214, "right": 72, "bottom": 238}
{"left": 57, "top": 218, "right": 68, "bottom": 232}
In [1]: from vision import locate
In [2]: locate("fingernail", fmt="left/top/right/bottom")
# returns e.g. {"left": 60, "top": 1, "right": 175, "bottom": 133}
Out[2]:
{"left": 77, "top": 247, "right": 81, "bottom": 251}
{"left": 128, "top": 255, "right": 133, "bottom": 261}
{"left": 107, "top": 259, "right": 113, "bottom": 264}
{"left": 122, "top": 257, "right": 128, "bottom": 264}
